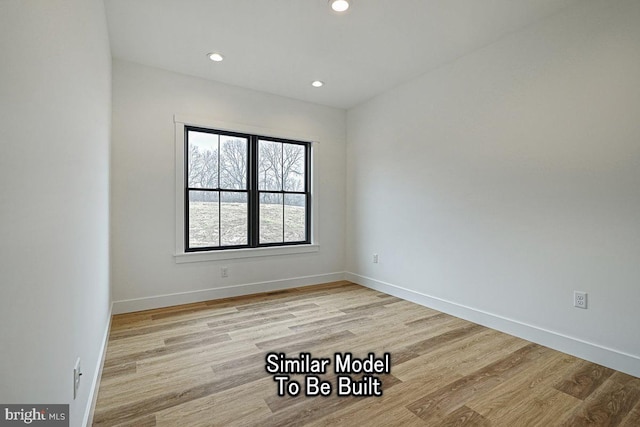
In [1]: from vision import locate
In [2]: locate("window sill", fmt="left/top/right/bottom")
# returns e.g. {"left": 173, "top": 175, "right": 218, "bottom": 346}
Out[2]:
{"left": 174, "top": 244, "right": 319, "bottom": 263}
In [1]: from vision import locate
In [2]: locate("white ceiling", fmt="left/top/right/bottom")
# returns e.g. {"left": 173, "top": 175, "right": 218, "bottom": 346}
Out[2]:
{"left": 104, "top": 0, "right": 579, "bottom": 109}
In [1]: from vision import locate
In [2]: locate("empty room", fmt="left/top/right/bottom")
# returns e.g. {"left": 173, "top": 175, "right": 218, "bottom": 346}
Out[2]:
{"left": 2, "top": 0, "right": 640, "bottom": 426}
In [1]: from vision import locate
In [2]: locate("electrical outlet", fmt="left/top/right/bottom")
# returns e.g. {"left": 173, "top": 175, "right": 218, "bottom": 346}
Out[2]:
{"left": 73, "top": 358, "right": 82, "bottom": 399}
{"left": 373, "top": 254, "right": 379, "bottom": 264}
{"left": 574, "top": 291, "right": 588, "bottom": 309}
{"left": 221, "top": 267, "right": 228, "bottom": 278}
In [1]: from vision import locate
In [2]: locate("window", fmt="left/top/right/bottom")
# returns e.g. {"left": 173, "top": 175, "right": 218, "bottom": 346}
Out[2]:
{"left": 185, "top": 126, "right": 311, "bottom": 252}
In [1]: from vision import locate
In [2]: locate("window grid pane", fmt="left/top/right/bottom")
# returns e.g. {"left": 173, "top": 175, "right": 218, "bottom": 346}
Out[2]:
{"left": 284, "top": 194, "right": 306, "bottom": 242}
{"left": 187, "top": 131, "right": 218, "bottom": 189}
{"left": 259, "top": 193, "right": 284, "bottom": 244}
{"left": 220, "top": 192, "right": 248, "bottom": 246}
{"left": 188, "top": 190, "right": 220, "bottom": 248}
{"left": 219, "top": 136, "right": 248, "bottom": 190}
{"left": 258, "top": 140, "right": 283, "bottom": 191}
{"left": 283, "top": 143, "right": 305, "bottom": 192}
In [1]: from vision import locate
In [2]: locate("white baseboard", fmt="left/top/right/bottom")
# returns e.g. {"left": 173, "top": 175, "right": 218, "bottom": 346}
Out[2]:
{"left": 112, "top": 272, "right": 347, "bottom": 314}
{"left": 346, "top": 272, "right": 640, "bottom": 378}
{"left": 82, "top": 304, "right": 112, "bottom": 427}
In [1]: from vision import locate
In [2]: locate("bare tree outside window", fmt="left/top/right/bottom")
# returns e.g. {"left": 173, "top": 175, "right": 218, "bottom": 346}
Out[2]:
{"left": 220, "top": 136, "right": 247, "bottom": 191}
{"left": 188, "top": 131, "right": 218, "bottom": 189}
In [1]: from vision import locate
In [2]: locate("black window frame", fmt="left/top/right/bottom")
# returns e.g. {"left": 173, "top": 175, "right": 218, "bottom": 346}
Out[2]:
{"left": 184, "top": 125, "right": 311, "bottom": 252}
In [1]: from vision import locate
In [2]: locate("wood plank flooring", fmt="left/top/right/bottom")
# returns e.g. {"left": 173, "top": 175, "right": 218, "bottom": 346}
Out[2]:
{"left": 93, "top": 281, "right": 640, "bottom": 426}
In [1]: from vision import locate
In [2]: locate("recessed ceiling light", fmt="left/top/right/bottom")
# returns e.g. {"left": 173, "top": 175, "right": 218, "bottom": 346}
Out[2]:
{"left": 329, "top": 0, "right": 350, "bottom": 12}
{"left": 311, "top": 80, "right": 324, "bottom": 88}
{"left": 207, "top": 52, "right": 224, "bottom": 62}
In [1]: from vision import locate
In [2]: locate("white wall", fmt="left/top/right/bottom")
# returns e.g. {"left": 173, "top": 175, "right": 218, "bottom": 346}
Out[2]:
{"left": 111, "top": 60, "right": 346, "bottom": 309}
{"left": 0, "top": 0, "right": 112, "bottom": 425}
{"left": 346, "top": 0, "right": 640, "bottom": 375}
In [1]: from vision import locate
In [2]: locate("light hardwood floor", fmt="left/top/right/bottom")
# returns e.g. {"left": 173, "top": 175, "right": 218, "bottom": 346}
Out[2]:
{"left": 93, "top": 281, "right": 640, "bottom": 426}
